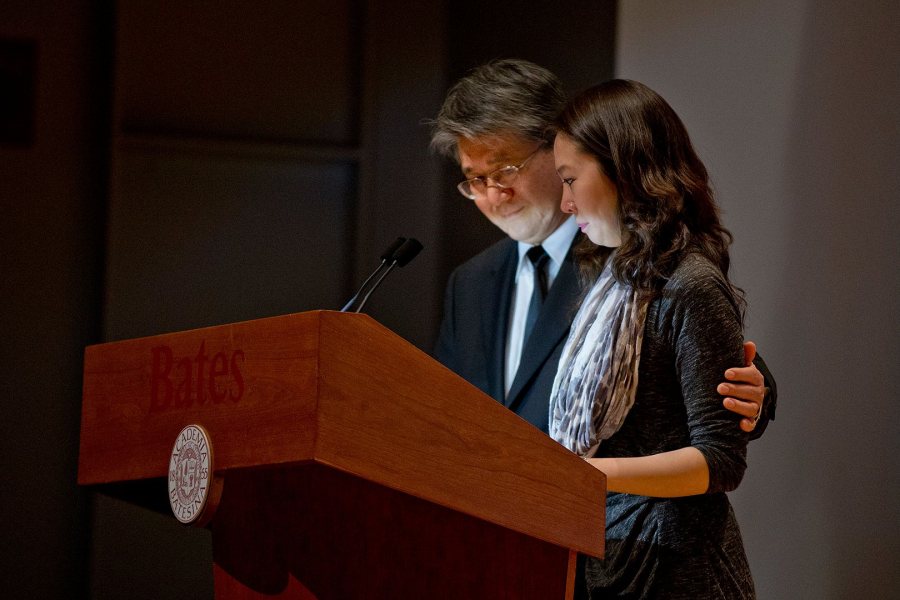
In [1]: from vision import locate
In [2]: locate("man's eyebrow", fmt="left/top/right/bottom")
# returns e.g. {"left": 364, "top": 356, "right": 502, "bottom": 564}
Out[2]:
{"left": 462, "top": 154, "right": 514, "bottom": 177}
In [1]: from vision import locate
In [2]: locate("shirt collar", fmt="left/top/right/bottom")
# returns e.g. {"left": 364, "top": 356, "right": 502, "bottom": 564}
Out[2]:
{"left": 516, "top": 216, "right": 578, "bottom": 276}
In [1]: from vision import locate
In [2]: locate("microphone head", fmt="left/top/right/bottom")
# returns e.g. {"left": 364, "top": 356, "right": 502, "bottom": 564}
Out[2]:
{"left": 393, "top": 238, "right": 423, "bottom": 267}
{"left": 380, "top": 237, "right": 407, "bottom": 261}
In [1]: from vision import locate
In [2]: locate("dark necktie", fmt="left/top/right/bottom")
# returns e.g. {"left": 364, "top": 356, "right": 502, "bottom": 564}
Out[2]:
{"left": 523, "top": 245, "right": 549, "bottom": 344}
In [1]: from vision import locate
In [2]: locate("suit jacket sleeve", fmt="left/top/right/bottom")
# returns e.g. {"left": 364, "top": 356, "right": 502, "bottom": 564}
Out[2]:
{"left": 434, "top": 268, "right": 459, "bottom": 372}
{"left": 749, "top": 352, "right": 777, "bottom": 440}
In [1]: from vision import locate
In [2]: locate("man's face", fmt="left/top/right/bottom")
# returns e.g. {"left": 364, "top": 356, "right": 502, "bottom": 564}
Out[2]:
{"left": 457, "top": 133, "right": 567, "bottom": 245}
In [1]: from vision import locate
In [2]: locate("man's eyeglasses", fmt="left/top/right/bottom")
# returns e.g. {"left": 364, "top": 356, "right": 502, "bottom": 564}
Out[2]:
{"left": 457, "top": 146, "right": 544, "bottom": 200}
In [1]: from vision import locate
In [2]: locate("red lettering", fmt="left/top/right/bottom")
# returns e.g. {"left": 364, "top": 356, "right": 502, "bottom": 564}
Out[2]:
{"left": 209, "top": 352, "right": 228, "bottom": 403}
{"left": 230, "top": 350, "right": 245, "bottom": 402}
{"left": 150, "top": 342, "right": 245, "bottom": 412}
{"left": 174, "top": 356, "right": 193, "bottom": 408}
{"left": 150, "top": 346, "right": 174, "bottom": 412}
{"left": 195, "top": 341, "right": 209, "bottom": 405}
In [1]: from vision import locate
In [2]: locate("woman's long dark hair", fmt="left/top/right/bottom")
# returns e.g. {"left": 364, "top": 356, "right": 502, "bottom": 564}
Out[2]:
{"left": 554, "top": 79, "right": 744, "bottom": 314}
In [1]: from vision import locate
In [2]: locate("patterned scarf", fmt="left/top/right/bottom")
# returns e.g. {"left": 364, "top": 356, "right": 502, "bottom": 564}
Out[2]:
{"left": 549, "top": 261, "right": 648, "bottom": 456}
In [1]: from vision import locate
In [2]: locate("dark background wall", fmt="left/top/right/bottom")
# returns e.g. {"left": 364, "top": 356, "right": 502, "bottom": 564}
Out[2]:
{"left": 1, "top": 2, "right": 108, "bottom": 599}
{"left": 2, "top": 1, "right": 897, "bottom": 599}
{"left": 1, "top": 1, "right": 614, "bottom": 599}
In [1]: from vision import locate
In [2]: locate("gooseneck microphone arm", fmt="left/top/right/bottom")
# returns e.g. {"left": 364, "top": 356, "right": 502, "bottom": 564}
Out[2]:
{"left": 339, "top": 237, "right": 423, "bottom": 313}
{"left": 340, "top": 237, "right": 406, "bottom": 312}
{"left": 352, "top": 238, "right": 423, "bottom": 313}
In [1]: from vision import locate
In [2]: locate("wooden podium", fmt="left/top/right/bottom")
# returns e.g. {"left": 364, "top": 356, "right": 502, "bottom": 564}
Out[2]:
{"left": 79, "top": 310, "right": 605, "bottom": 599}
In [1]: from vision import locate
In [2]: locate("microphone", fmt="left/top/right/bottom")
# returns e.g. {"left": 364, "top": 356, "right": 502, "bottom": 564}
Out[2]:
{"left": 340, "top": 237, "right": 406, "bottom": 312}
{"left": 340, "top": 237, "right": 423, "bottom": 313}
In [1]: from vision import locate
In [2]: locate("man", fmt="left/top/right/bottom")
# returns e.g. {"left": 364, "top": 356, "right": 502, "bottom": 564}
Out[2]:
{"left": 431, "top": 59, "right": 775, "bottom": 436}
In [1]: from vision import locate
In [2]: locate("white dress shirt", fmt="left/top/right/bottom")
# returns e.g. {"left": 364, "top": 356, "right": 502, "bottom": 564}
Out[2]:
{"left": 504, "top": 216, "right": 578, "bottom": 396}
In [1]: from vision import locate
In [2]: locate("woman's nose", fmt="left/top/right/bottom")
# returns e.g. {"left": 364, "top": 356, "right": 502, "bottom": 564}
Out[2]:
{"left": 560, "top": 188, "right": 575, "bottom": 213}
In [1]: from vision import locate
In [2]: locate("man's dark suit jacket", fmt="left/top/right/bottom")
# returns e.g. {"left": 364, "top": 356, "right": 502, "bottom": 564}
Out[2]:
{"left": 434, "top": 235, "right": 581, "bottom": 434}
{"left": 434, "top": 235, "right": 776, "bottom": 437}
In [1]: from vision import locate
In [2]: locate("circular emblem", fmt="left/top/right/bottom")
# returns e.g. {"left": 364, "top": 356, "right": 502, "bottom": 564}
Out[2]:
{"left": 168, "top": 424, "right": 214, "bottom": 525}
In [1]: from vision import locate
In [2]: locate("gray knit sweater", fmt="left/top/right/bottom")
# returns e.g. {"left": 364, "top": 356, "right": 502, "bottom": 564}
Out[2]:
{"left": 580, "top": 253, "right": 754, "bottom": 599}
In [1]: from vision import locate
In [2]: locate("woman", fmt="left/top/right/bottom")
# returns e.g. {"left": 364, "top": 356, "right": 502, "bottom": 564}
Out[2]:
{"left": 549, "top": 80, "right": 754, "bottom": 598}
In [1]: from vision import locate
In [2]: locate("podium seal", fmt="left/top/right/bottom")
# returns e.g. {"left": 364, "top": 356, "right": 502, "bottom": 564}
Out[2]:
{"left": 168, "top": 424, "right": 221, "bottom": 526}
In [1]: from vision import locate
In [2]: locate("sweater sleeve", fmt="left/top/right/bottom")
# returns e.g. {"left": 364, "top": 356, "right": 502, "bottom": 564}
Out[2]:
{"left": 667, "top": 256, "right": 750, "bottom": 493}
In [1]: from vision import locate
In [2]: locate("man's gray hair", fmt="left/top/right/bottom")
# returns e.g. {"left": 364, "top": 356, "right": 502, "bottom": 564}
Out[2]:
{"left": 429, "top": 59, "right": 566, "bottom": 160}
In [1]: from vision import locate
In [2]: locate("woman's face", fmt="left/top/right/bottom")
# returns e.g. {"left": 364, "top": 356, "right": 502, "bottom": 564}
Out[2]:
{"left": 553, "top": 134, "right": 622, "bottom": 247}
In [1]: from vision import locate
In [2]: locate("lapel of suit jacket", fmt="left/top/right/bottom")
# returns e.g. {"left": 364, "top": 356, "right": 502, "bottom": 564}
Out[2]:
{"left": 505, "top": 241, "right": 580, "bottom": 408}
{"left": 483, "top": 241, "right": 517, "bottom": 403}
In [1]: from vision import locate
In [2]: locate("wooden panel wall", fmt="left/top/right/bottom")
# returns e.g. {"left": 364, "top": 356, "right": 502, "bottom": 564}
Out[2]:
{"left": 92, "top": 2, "right": 447, "bottom": 598}
{"left": 91, "top": 1, "right": 616, "bottom": 598}
{"left": 105, "top": 0, "right": 364, "bottom": 343}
